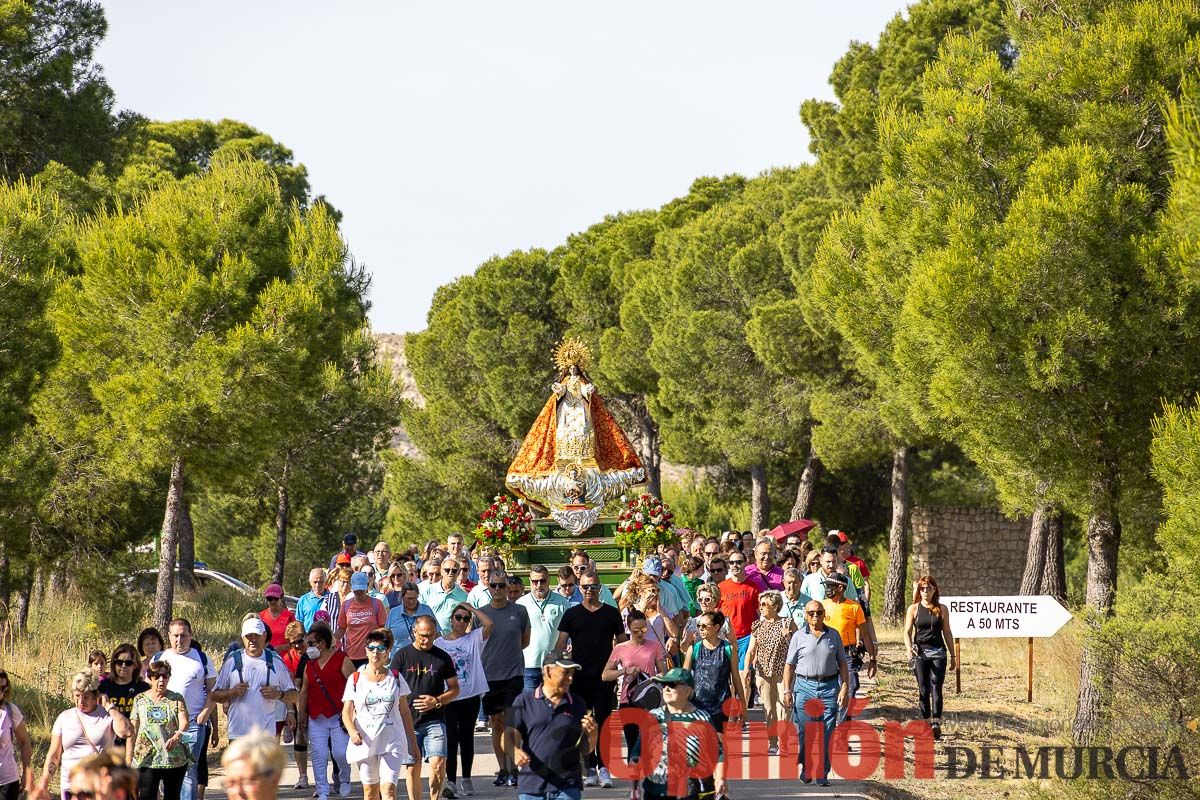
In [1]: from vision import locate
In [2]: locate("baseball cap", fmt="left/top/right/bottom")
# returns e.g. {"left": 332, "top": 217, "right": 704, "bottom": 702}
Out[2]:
{"left": 641, "top": 556, "right": 663, "bottom": 578}
{"left": 343, "top": 533, "right": 358, "bottom": 545}
{"left": 336, "top": 553, "right": 353, "bottom": 565}
{"left": 350, "top": 572, "right": 370, "bottom": 591}
{"left": 541, "top": 650, "right": 581, "bottom": 670}
{"left": 241, "top": 618, "right": 267, "bottom": 637}
{"left": 264, "top": 583, "right": 283, "bottom": 599}
{"left": 822, "top": 572, "right": 849, "bottom": 587}
{"left": 652, "top": 667, "right": 695, "bottom": 687}
{"left": 829, "top": 529, "right": 849, "bottom": 543}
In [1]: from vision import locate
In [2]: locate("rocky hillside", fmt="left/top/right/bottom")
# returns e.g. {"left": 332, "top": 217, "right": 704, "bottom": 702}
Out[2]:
{"left": 375, "top": 333, "right": 423, "bottom": 458}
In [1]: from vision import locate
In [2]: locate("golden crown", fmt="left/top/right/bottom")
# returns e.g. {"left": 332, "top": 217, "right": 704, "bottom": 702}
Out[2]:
{"left": 553, "top": 337, "right": 592, "bottom": 371}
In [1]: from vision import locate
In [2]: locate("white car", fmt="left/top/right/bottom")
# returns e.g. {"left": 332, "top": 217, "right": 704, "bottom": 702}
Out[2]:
{"left": 127, "top": 566, "right": 299, "bottom": 609}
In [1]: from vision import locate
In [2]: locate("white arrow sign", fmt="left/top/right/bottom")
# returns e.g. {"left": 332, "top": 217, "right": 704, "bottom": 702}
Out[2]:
{"left": 941, "top": 595, "right": 1072, "bottom": 639}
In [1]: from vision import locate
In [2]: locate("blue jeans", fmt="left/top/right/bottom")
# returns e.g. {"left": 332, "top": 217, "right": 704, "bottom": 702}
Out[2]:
{"left": 523, "top": 667, "right": 543, "bottom": 691}
{"left": 519, "top": 789, "right": 581, "bottom": 800}
{"left": 837, "top": 649, "right": 862, "bottom": 725}
{"left": 180, "top": 721, "right": 204, "bottom": 800}
{"left": 792, "top": 677, "right": 838, "bottom": 779}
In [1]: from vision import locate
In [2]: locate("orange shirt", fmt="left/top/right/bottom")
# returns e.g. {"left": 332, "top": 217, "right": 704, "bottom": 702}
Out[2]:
{"left": 821, "top": 598, "right": 866, "bottom": 648}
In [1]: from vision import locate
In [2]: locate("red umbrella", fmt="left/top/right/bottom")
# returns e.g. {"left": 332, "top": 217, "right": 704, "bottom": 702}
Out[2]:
{"left": 767, "top": 519, "right": 816, "bottom": 543}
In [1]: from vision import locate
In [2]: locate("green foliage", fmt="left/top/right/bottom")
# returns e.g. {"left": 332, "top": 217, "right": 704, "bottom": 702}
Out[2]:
{"left": 0, "top": 0, "right": 140, "bottom": 182}
{"left": 661, "top": 474, "right": 748, "bottom": 535}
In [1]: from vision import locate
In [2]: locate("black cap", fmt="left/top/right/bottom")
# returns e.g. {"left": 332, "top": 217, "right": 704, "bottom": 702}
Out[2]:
{"left": 343, "top": 533, "right": 358, "bottom": 545}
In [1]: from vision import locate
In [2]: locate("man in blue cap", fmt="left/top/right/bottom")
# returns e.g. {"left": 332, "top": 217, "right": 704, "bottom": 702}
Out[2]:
{"left": 329, "top": 532, "right": 366, "bottom": 571}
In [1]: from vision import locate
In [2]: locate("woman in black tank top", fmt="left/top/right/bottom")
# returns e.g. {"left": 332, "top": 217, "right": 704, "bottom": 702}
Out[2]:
{"left": 903, "top": 576, "right": 956, "bottom": 738}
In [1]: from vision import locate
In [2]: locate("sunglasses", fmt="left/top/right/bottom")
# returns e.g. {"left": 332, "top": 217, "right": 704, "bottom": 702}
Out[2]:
{"left": 291, "top": 639, "right": 304, "bottom": 647}
{"left": 530, "top": 578, "right": 548, "bottom": 584}
{"left": 489, "top": 583, "right": 507, "bottom": 589}
{"left": 697, "top": 623, "right": 712, "bottom": 629}
{"left": 806, "top": 610, "right": 825, "bottom": 616}
{"left": 114, "top": 659, "right": 137, "bottom": 667}
{"left": 70, "top": 791, "right": 95, "bottom": 800}
{"left": 444, "top": 568, "right": 460, "bottom": 574}
{"left": 920, "top": 586, "right": 934, "bottom": 592}
{"left": 660, "top": 682, "right": 687, "bottom": 689}
{"left": 728, "top": 560, "right": 745, "bottom": 565}
{"left": 365, "top": 644, "right": 389, "bottom": 653}
{"left": 580, "top": 584, "right": 599, "bottom": 591}
{"left": 452, "top": 614, "right": 472, "bottom": 622}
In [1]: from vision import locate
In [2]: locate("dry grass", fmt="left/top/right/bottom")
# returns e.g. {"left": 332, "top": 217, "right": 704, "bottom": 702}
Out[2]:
{"left": 860, "top": 622, "right": 1084, "bottom": 799}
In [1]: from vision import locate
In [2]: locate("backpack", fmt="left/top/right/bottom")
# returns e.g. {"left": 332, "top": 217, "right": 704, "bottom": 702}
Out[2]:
{"left": 690, "top": 641, "right": 733, "bottom": 664}
{"left": 626, "top": 672, "right": 662, "bottom": 711}
{"left": 231, "top": 649, "right": 277, "bottom": 683}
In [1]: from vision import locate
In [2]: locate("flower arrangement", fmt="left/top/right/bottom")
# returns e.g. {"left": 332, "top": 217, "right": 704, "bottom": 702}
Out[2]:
{"left": 475, "top": 494, "right": 537, "bottom": 549}
{"left": 615, "top": 493, "right": 677, "bottom": 554}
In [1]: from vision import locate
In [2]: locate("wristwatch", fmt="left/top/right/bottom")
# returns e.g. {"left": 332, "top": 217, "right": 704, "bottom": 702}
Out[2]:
{"left": 434, "top": 698, "right": 443, "bottom": 709}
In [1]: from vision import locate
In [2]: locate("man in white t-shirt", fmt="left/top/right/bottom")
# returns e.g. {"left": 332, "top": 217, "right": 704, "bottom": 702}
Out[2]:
{"left": 212, "top": 618, "right": 297, "bottom": 741}
{"left": 153, "top": 619, "right": 216, "bottom": 800}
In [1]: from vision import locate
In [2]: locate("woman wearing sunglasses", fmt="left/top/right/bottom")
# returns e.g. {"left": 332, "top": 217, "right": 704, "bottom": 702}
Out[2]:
{"left": 300, "top": 623, "right": 354, "bottom": 800}
{"left": 435, "top": 603, "right": 494, "bottom": 796}
{"left": 98, "top": 645, "right": 149, "bottom": 750}
{"left": 127, "top": 660, "right": 190, "bottom": 800}
{"left": 342, "top": 629, "right": 418, "bottom": 800}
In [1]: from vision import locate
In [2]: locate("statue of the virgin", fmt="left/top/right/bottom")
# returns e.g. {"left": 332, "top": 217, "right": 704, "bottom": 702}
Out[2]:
{"left": 506, "top": 338, "right": 645, "bottom": 534}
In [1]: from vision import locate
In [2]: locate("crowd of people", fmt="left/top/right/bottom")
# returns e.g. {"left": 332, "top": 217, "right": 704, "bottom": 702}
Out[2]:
{"left": 0, "top": 529, "right": 957, "bottom": 800}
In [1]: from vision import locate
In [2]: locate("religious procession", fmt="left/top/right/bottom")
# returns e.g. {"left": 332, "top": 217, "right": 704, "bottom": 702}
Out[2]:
{"left": 5, "top": 3, "right": 1200, "bottom": 800}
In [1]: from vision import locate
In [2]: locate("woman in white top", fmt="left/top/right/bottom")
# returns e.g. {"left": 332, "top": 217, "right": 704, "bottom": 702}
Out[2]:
{"left": 33, "top": 672, "right": 132, "bottom": 800}
{"left": 435, "top": 603, "right": 493, "bottom": 797}
{"left": 681, "top": 583, "right": 735, "bottom": 649}
{"left": 342, "top": 629, "right": 418, "bottom": 800}
{"left": 0, "top": 670, "right": 33, "bottom": 800}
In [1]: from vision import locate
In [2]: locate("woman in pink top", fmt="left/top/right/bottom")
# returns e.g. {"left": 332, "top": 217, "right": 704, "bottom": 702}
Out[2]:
{"left": 602, "top": 610, "right": 668, "bottom": 756}
{"left": 335, "top": 573, "right": 388, "bottom": 666}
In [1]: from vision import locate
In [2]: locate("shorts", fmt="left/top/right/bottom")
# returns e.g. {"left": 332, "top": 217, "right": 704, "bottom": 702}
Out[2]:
{"left": 483, "top": 676, "right": 523, "bottom": 717}
{"left": 359, "top": 751, "right": 405, "bottom": 785}
{"left": 415, "top": 719, "right": 447, "bottom": 760}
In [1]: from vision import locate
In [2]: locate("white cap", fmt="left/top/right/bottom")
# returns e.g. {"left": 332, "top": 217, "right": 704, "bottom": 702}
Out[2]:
{"left": 241, "top": 618, "right": 267, "bottom": 637}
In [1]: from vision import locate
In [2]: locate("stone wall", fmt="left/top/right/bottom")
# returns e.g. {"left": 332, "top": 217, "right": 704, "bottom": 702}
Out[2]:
{"left": 910, "top": 506, "right": 1031, "bottom": 596}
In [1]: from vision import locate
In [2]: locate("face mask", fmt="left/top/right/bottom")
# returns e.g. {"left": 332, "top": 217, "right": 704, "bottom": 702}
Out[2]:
{"left": 306, "top": 647, "right": 320, "bottom": 660}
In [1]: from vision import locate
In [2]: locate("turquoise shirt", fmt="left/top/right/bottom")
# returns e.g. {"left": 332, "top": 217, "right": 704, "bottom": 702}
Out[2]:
{"left": 421, "top": 582, "right": 469, "bottom": 634}
{"left": 516, "top": 591, "right": 570, "bottom": 668}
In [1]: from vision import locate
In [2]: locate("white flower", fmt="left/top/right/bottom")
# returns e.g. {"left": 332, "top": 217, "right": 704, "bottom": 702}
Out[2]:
{"left": 651, "top": 515, "right": 662, "bottom": 524}
{"left": 517, "top": 498, "right": 525, "bottom": 505}
{"left": 635, "top": 512, "right": 644, "bottom": 522}
{"left": 494, "top": 495, "right": 501, "bottom": 502}
{"left": 620, "top": 495, "right": 627, "bottom": 503}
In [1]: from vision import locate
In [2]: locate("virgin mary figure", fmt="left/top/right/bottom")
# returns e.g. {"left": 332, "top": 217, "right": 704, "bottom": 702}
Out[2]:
{"left": 506, "top": 339, "right": 644, "bottom": 532}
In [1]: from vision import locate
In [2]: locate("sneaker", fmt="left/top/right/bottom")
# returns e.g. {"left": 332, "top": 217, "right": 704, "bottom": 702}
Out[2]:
{"left": 505, "top": 774, "right": 518, "bottom": 788}
{"left": 475, "top": 720, "right": 489, "bottom": 732}
{"left": 312, "top": 790, "right": 319, "bottom": 797}
{"left": 459, "top": 779, "right": 475, "bottom": 796}
{"left": 339, "top": 782, "right": 352, "bottom": 799}
{"left": 816, "top": 777, "right": 831, "bottom": 787}
{"left": 493, "top": 772, "right": 508, "bottom": 787}
{"left": 931, "top": 722, "right": 943, "bottom": 740}
{"left": 598, "top": 767, "right": 613, "bottom": 788}
{"left": 799, "top": 772, "right": 812, "bottom": 784}
{"left": 584, "top": 769, "right": 599, "bottom": 787}
{"left": 767, "top": 744, "right": 779, "bottom": 756}
{"left": 442, "top": 785, "right": 458, "bottom": 799}
{"left": 294, "top": 778, "right": 310, "bottom": 790}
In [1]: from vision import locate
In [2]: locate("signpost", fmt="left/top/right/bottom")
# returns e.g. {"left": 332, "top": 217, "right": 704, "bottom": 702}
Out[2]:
{"left": 941, "top": 595, "right": 1072, "bottom": 702}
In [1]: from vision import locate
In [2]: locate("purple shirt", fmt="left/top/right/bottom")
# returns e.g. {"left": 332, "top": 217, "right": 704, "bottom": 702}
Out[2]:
{"left": 745, "top": 563, "right": 784, "bottom": 592}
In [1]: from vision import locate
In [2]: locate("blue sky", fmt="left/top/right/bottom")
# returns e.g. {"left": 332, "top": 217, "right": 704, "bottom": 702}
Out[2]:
{"left": 97, "top": 2, "right": 912, "bottom": 334}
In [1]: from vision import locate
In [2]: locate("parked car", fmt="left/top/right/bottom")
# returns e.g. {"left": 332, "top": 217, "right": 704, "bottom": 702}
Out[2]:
{"left": 126, "top": 565, "right": 298, "bottom": 609}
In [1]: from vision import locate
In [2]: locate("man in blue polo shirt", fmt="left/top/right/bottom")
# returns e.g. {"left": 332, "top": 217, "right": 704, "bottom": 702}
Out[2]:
{"left": 508, "top": 650, "right": 598, "bottom": 800}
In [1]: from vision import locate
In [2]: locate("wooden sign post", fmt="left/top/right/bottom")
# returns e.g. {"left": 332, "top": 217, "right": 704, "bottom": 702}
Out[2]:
{"left": 942, "top": 595, "right": 1072, "bottom": 702}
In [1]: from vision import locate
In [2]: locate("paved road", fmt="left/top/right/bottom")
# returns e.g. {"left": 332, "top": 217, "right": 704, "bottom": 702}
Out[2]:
{"left": 204, "top": 692, "right": 875, "bottom": 800}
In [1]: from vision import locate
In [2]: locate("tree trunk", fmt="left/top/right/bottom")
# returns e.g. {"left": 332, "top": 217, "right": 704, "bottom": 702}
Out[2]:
{"left": 15, "top": 570, "right": 32, "bottom": 635}
{"left": 749, "top": 463, "right": 769, "bottom": 531}
{"left": 629, "top": 396, "right": 662, "bottom": 499}
{"left": 1019, "top": 504, "right": 1050, "bottom": 595}
{"left": 177, "top": 497, "right": 197, "bottom": 592}
{"left": 881, "top": 446, "right": 913, "bottom": 626}
{"left": 154, "top": 456, "right": 186, "bottom": 633}
{"left": 789, "top": 443, "right": 820, "bottom": 520}
{"left": 272, "top": 479, "right": 290, "bottom": 588}
{"left": 1072, "top": 471, "right": 1121, "bottom": 745}
{"left": 0, "top": 544, "right": 9, "bottom": 641}
{"left": 1041, "top": 508, "right": 1066, "bottom": 603}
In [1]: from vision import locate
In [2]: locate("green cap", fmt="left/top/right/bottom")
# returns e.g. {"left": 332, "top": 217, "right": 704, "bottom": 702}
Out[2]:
{"left": 651, "top": 667, "right": 694, "bottom": 687}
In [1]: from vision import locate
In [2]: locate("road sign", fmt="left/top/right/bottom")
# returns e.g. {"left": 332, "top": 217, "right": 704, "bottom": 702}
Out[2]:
{"left": 941, "top": 594, "right": 1072, "bottom": 639}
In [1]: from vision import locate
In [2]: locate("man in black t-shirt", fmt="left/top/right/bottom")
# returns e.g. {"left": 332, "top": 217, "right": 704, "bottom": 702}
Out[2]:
{"left": 390, "top": 615, "right": 459, "bottom": 800}
{"left": 554, "top": 570, "right": 626, "bottom": 788}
